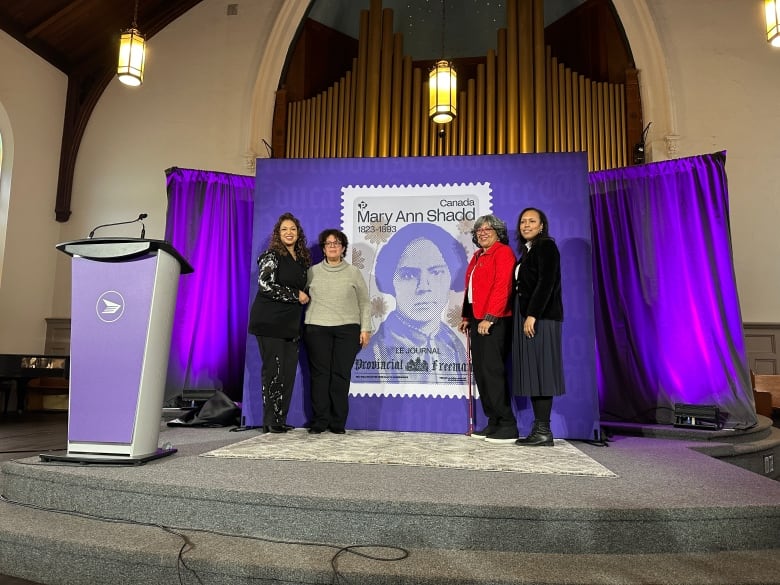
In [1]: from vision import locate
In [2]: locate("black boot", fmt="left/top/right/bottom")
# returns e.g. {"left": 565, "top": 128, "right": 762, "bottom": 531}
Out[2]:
{"left": 514, "top": 421, "right": 539, "bottom": 445}
{"left": 515, "top": 421, "right": 553, "bottom": 446}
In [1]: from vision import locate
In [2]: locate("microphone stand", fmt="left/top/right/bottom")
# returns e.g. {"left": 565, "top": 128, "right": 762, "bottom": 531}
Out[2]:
{"left": 88, "top": 214, "right": 148, "bottom": 239}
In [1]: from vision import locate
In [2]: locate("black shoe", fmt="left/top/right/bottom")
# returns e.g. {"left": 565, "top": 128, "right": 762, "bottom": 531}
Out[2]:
{"left": 283, "top": 424, "right": 295, "bottom": 431}
{"left": 484, "top": 426, "right": 520, "bottom": 444}
{"left": 515, "top": 421, "right": 539, "bottom": 445}
{"left": 328, "top": 427, "right": 346, "bottom": 434}
{"left": 470, "top": 425, "right": 496, "bottom": 439}
{"left": 515, "top": 421, "right": 553, "bottom": 446}
{"left": 263, "top": 425, "right": 288, "bottom": 434}
{"left": 308, "top": 427, "right": 325, "bottom": 434}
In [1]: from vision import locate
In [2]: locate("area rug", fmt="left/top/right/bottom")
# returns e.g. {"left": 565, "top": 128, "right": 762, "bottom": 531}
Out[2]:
{"left": 201, "top": 430, "right": 617, "bottom": 477}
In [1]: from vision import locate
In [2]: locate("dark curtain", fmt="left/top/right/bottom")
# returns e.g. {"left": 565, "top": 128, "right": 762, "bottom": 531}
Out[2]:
{"left": 164, "top": 167, "right": 254, "bottom": 401}
{"left": 589, "top": 152, "right": 756, "bottom": 429}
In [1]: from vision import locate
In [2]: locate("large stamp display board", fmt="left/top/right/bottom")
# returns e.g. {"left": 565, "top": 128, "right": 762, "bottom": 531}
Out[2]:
{"left": 241, "top": 153, "right": 598, "bottom": 439}
{"left": 343, "top": 182, "right": 491, "bottom": 397}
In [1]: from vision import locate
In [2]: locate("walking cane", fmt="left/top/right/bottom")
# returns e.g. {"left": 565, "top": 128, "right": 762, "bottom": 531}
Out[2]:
{"left": 465, "top": 330, "right": 475, "bottom": 436}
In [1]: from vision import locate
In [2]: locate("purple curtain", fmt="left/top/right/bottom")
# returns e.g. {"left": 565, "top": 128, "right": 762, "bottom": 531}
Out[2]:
{"left": 589, "top": 152, "right": 756, "bottom": 429}
{"left": 164, "top": 167, "right": 254, "bottom": 401}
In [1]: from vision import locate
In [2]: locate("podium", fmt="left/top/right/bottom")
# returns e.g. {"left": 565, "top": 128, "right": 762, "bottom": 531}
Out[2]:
{"left": 42, "top": 238, "right": 193, "bottom": 464}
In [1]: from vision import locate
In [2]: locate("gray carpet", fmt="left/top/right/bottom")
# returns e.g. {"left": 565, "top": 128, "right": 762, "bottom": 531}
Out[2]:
{"left": 3, "top": 419, "right": 780, "bottom": 584}
{"left": 201, "top": 429, "right": 618, "bottom": 477}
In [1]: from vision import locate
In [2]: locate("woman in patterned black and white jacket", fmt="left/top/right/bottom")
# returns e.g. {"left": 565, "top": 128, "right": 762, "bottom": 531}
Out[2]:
{"left": 248, "top": 212, "right": 311, "bottom": 433}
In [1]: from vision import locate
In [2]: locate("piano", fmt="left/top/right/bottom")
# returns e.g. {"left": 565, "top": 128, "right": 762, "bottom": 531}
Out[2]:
{"left": 0, "top": 354, "right": 69, "bottom": 414}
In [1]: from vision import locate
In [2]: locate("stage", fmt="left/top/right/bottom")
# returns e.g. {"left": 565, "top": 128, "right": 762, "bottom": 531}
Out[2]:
{"left": 1, "top": 415, "right": 779, "bottom": 585}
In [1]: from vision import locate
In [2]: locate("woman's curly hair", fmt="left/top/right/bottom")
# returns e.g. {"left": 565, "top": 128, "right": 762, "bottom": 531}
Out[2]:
{"left": 268, "top": 212, "right": 311, "bottom": 267}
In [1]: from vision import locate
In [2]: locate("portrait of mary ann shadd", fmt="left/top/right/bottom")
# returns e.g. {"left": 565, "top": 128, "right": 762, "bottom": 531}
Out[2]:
{"left": 354, "top": 222, "right": 468, "bottom": 384}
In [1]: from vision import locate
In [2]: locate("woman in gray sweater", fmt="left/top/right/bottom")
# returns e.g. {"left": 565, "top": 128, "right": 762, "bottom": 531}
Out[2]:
{"left": 304, "top": 229, "right": 372, "bottom": 434}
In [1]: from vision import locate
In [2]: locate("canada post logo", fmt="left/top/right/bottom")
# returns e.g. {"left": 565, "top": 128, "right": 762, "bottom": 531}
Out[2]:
{"left": 96, "top": 291, "right": 125, "bottom": 323}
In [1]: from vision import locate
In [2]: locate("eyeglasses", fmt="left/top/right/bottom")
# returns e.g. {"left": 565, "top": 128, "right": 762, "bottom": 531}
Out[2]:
{"left": 324, "top": 241, "right": 343, "bottom": 247}
{"left": 474, "top": 227, "right": 495, "bottom": 234}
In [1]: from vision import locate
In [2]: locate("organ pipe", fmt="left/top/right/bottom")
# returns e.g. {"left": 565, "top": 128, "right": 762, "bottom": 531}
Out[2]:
{"left": 280, "top": 0, "right": 630, "bottom": 171}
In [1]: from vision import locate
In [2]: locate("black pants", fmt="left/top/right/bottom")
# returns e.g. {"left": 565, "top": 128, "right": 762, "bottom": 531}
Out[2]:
{"left": 468, "top": 317, "right": 516, "bottom": 428}
{"left": 256, "top": 336, "right": 299, "bottom": 426}
{"left": 304, "top": 324, "right": 361, "bottom": 431}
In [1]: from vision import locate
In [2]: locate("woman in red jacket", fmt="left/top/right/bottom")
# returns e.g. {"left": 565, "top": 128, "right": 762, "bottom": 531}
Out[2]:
{"left": 458, "top": 214, "right": 518, "bottom": 443}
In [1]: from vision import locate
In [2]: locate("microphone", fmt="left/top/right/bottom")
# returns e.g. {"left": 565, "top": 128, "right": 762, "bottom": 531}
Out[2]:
{"left": 88, "top": 213, "right": 148, "bottom": 239}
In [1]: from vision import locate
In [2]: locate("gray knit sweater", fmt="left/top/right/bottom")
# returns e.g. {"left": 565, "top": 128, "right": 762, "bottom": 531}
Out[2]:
{"left": 304, "top": 260, "right": 372, "bottom": 330}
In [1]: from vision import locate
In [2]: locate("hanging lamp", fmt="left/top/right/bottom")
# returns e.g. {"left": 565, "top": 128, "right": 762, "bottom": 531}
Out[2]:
{"left": 117, "top": 0, "right": 146, "bottom": 86}
{"left": 429, "top": 1, "right": 456, "bottom": 123}
{"left": 767, "top": 0, "right": 780, "bottom": 46}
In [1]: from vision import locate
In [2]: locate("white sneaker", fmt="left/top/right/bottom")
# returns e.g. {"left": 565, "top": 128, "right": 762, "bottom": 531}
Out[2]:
{"left": 470, "top": 426, "right": 495, "bottom": 439}
{"left": 484, "top": 436, "right": 519, "bottom": 445}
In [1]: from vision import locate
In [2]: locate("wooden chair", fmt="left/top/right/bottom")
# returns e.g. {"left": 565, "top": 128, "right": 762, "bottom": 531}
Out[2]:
{"left": 751, "top": 370, "right": 780, "bottom": 418}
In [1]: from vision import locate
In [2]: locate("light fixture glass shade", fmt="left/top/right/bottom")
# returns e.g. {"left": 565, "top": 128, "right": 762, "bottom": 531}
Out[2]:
{"left": 117, "top": 28, "right": 146, "bottom": 86}
{"left": 428, "top": 60, "right": 457, "bottom": 124}
{"left": 767, "top": 0, "right": 780, "bottom": 46}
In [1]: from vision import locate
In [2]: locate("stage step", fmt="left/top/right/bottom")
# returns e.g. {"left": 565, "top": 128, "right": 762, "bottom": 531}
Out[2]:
{"left": 602, "top": 416, "right": 780, "bottom": 480}
{"left": 2, "top": 421, "right": 779, "bottom": 584}
{"left": 2, "top": 452, "right": 779, "bottom": 557}
{"left": 0, "top": 501, "right": 777, "bottom": 585}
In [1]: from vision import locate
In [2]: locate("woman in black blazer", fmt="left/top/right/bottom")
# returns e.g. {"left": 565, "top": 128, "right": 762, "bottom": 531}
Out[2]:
{"left": 512, "top": 207, "right": 565, "bottom": 446}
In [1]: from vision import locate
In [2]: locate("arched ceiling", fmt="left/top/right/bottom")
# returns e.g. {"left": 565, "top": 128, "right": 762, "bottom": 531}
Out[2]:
{"left": 308, "top": 0, "right": 585, "bottom": 60}
{"left": 0, "top": 0, "right": 202, "bottom": 75}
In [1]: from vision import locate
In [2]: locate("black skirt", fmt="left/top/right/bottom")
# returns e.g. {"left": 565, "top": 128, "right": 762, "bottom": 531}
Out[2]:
{"left": 511, "top": 306, "right": 565, "bottom": 397}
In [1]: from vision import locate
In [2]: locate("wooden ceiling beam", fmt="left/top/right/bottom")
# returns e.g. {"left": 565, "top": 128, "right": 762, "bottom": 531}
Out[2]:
{"left": 0, "top": 7, "right": 69, "bottom": 72}
{"left": 50, "top": 0, "right": 205, "bottom": 222}
{"left": 0, "top": 0, "right": 207, "bottom": 221}
{"left": 27, "top": 0, "right": 94, "bottom": 39}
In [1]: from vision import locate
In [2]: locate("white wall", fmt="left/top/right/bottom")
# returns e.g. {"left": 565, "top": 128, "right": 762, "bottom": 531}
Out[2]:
{"left": 639, "top": 0, "right": 780, "bottom": 323}
{"left": 54, "top": 0, "right": 285, "bottom": 317}
{"left": 0, "top": 0, "right": 778, "bottom": 355}
{"left": 0, "top": 30, "right": 66, "bottom": 353}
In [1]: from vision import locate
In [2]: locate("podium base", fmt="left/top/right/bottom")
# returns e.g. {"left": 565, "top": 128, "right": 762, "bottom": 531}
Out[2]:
{"left": 39, "top": 447, "right": 177, "bottom": 466}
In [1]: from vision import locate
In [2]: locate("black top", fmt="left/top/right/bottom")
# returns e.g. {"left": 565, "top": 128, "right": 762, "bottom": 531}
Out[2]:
{"left": 248, "top": 250, "right": 307, "bottom": 339}
{"left": 513, "top": 238, "right": 563, "bottom": 321}
{"left": 56, "top": 237, "right": 194, "bottom": 274}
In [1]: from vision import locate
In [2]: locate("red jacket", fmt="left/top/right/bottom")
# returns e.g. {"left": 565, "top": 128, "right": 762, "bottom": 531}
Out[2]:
{"left": 463, "top": 241, "right": 516, "bottom": 320}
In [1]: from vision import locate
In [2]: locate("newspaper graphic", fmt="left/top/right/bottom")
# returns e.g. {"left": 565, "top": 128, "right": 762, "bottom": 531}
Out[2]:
{"left": 341, "top": 183, "right": 492, "bottom": 398}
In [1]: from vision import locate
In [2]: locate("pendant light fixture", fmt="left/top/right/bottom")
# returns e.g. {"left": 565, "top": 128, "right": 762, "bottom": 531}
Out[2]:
{"left": 767, "top": 0, "right": 780, "bottom": 46}
{"left": 429, "top": 0, "right": 457, "bottom": 123}
{"left": 117, "top": 0, "right": 146, "bottom": 86}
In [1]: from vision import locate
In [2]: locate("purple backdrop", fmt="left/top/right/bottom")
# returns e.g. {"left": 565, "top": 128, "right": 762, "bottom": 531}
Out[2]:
{"left": 241, "top": 153, "right": 600, "bottom": 439}
{"left": 589, "top": 152, "right": 755, "bottom": 429}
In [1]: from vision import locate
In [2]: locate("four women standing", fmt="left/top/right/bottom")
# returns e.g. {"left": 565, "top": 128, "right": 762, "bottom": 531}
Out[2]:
{"left": 250, "top": 208, "right": 565, "bottom": 443}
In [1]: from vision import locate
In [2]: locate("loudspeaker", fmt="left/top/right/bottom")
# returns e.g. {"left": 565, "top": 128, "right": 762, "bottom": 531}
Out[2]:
{"left": 632, "top": 142, "right": 645, "bottom": 165}
{"left": 673, "top": 403, "right": 721, "bottom": 429}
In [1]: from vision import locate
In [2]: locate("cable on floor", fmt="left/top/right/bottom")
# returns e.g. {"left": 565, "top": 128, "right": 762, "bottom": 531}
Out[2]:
{"left": 0, "top": 493, "right": 409, "bottom": 585}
